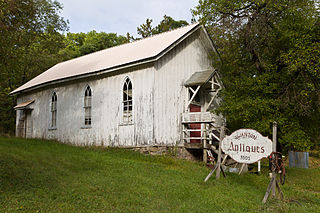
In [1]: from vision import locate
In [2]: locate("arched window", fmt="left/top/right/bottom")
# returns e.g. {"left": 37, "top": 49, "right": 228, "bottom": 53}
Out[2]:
{"left": 51, "top": 92, "right": 57, "bottom": 128}
{"left": 84, "top": 86, "right": 92, "bottom": 126}
{"left": 123, "top": 77, "right": 132, "bottom": 124}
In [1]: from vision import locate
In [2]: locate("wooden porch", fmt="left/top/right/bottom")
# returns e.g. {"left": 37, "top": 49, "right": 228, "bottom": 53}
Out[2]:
{"left": 182, "top": 112, "right": 222, "bottom": 148}
{"left": 182, "top": 69, "right": 224, "bottom": 161}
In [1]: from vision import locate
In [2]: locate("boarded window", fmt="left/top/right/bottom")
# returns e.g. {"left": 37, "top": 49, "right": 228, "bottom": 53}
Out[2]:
{"left": 51, "top": 92, "right": 57, "bottom": 128}
{"left": 84, "top": 86, "right": 92, "bottom": 126}
{"left": 123, "top": 77, "right": 132, "bottom": 124}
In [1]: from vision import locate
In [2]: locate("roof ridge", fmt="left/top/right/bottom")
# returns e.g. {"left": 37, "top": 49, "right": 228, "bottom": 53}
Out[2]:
{"left": 101, "top": 22, "right": 199, "bottom": 51}
{"left": 133, "top": 22, "right": 199, "bottom": 42}
{"left": 58, "top": 22, "right": 200, "bottom": 65}
{"left": 10, "top": 22, "right": 202, "bottom": 95}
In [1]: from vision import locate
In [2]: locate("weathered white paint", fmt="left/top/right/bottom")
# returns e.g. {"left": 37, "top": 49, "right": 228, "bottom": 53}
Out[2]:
{"left": 153, "top": 29, "right": 218, "bottom": 145}
{"left": 221, "top": 129, "right": 273, "bottom": 164}
{"left": 15, "top": 27, "right": 222, "bottom": 147}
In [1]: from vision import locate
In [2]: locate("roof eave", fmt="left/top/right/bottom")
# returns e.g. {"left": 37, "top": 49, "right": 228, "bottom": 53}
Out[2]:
{"left": 10, "top": 23, "right": 202, "bottom": 96}
{"left": 200, "top": 25, "right": 222, "bottom": 61}
{"left": 10, "top": 56, "right": 158, "bottom": 95}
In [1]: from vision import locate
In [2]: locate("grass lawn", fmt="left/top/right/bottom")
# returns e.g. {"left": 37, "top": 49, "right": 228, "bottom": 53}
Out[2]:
{"left": 0, "top": 137, "right": 319, "bottom": 212}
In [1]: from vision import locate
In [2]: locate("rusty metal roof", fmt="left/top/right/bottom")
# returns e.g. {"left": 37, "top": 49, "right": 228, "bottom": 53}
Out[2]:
{"left": 184, "top": 70, "right": 215, "bottom": 87}
{"left": 11, "top": 23, "right": 201, "bottom": 95}
{"left": 14, "top": 100, "right": 34, "bottom": 110}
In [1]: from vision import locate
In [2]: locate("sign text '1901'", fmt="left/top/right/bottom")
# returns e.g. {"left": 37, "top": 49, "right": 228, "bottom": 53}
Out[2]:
{"left": 240, "top": 155, "right": 250, "bottom": 161}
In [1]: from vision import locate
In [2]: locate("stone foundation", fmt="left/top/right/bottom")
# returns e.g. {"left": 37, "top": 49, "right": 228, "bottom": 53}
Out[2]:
{"left": 130, "top": 146, "right": 199, "bottom": 161}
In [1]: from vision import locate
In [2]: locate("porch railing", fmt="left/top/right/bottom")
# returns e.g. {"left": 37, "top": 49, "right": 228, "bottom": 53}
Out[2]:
{"left": 181, "top": 112, "right": 214, "bottom": 123}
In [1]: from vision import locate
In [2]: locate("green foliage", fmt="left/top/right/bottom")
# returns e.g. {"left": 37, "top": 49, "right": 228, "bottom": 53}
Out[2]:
{"left": 193, "top": 0, "right": 320, "bottom": 151}
{"left": 1, "top": 137, "right": 320, "bottom": 212}
{"left": 156, "top": 15, "right": 189, "bottom": 33}
{"left": 137, "top": 18, "right": 156, "bottom": 38}
{"left": 0, "top": 1, "right": 129, "bottom": 134}
{"left": 60, "top": 31, "right": 128, "bottom": 59}
{"left": 0, "top": 0, "right": 68, "bottom": 134}
{"left": 137, "top": 15, "right": 189, "bottom": 38}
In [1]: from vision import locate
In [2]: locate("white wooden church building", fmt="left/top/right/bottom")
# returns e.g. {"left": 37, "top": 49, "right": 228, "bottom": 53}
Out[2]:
{"left": 11, "top": 23, "right": 224, "bottom": 148}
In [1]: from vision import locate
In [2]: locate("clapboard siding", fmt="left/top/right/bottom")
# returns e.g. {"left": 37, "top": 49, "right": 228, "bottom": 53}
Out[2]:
{"left": 16, "top": 65, "right": 155, "bottom": 146}
{"left": 153, "top": 30, "right": 212, "bottom": 145}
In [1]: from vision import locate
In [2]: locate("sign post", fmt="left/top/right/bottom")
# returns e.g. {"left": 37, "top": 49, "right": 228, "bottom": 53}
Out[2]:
{"left": 205, "top": 128, "right": 272, "bottom": 182}
{"left": 262, "top": 122, "right": 284, "bottom": 203}
{"left": 204, "top": 125, "right": 226, "bottom": 182}
{"left": 272, "top": 122, "right": 277, "bottom": 197}
{"left": 203, "top": 126, "right": 283, "bottom": 203}
{"left": 216, "top": 126, "right": 225, "bottom": 179}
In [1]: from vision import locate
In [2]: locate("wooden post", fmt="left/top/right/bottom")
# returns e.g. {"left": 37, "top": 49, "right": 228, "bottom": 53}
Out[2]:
{"left": 203, "top": 124, "right": 207, "bottom": 163}
{"left": 24, "top": 111, "right": 27, "bottom": 139}
{"left": 204, "top": 164, "right": 218, "bottom": 182}
{"left": 216, "top": 125, "right": 225, "bottom": 179}
{"left": 262, "top": 121, "right": 283, "bottom": 203}
{"left": 238, "top": 163, "right": 246, "bottom": 175}
{"left": 272, "top": 122, "right": 277, "bottom": 197}
{"left": 262, "top": 176, "right": 275, "bottom": 203}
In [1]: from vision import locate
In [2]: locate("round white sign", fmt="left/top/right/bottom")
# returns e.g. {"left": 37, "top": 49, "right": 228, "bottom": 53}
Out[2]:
{"left": 221, "top": 129, "right": 272, "bottom": 164}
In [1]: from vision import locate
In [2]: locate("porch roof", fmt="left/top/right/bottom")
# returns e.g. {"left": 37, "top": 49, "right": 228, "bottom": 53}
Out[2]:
{"left": 14, "top": 100, "right": 34, "bottom": 110}
{"left": 184, "top": 70, "right": 214, "bottom": 87}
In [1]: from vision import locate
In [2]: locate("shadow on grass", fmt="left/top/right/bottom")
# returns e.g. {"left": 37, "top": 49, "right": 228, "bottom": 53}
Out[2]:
{"left": 0, "top": 153, "right": 59, "bottom": 193}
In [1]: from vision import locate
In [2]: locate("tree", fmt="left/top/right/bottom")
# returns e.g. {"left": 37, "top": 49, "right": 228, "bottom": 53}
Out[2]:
{"left": 137, "top": 18, "right": 156, "bottom": 38}
{"left": 0, "top": 1, "right": 133, "bottom": 134}
{"left": 78, "top": 31, "right": 128, "bottom": 56}
{"left": 156, "top": 15, "right": 189, "bottom": 33}
{"left": 59, "top": 31, "right": 129, "bottom": 59}
{"left": 137, "top": 15, "right": 189, "bottom": 38}
{"left": 192, "top": 0, "right": 320, "bottom": 150}
{"left": 125, "top": 32, "right": 135, "bottom": 43}
{"left": 0, "top": 0, "right": 68, "bottom": 134}
{"left": 59, "top": 32, "right": 87, "bottom": 59}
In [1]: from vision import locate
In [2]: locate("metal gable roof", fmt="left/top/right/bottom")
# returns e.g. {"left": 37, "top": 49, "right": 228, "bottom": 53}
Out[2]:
{"left": 11, "top": 23, "right": 202, "bottom": 95}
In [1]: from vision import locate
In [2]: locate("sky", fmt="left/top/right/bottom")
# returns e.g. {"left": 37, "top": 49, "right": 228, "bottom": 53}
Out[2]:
{"left": 59, "top": 0, "right": 199, "bottom": 37}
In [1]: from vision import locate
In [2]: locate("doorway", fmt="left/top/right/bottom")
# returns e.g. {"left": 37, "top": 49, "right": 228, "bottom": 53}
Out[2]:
{"left": 16, "top": 110, "right": 33, "bottom": 138}
{"left": 189, "top": 104, "right": 201, "bottom": 143}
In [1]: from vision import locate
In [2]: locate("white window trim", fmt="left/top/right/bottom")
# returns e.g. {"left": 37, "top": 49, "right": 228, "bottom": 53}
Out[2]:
{"left": 48, "top": 91, "right": 57, "bottom": 130}
{"left": 120, "top": 76, "right": 134, "bottom": 125}
{"left": 82, "top": 85, "right": 92, "bottom": 128}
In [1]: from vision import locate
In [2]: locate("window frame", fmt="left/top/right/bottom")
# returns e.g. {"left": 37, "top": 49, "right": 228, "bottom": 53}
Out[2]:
{"left": 49, "top": 91, "right": 57, "bottom": 130}
{"left": 122, "top": 77, "right": 133, "bottom": 125}
{"left": 83, "top": 85, "right": 92, "bottom": 127}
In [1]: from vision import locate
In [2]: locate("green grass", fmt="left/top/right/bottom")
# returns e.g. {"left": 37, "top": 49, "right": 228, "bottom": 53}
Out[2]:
{"left": 0, "top": 137, "right": 319, "bottom": 212}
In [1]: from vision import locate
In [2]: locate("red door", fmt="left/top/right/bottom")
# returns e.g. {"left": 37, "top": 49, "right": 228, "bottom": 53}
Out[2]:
{"left": 189, "top": 104, "right": 201, "bottom": 143}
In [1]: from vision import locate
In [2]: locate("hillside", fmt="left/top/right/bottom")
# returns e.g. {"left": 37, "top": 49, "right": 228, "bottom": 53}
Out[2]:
{"left": 0, "top": 137, "right": 319, "bottom": 212}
